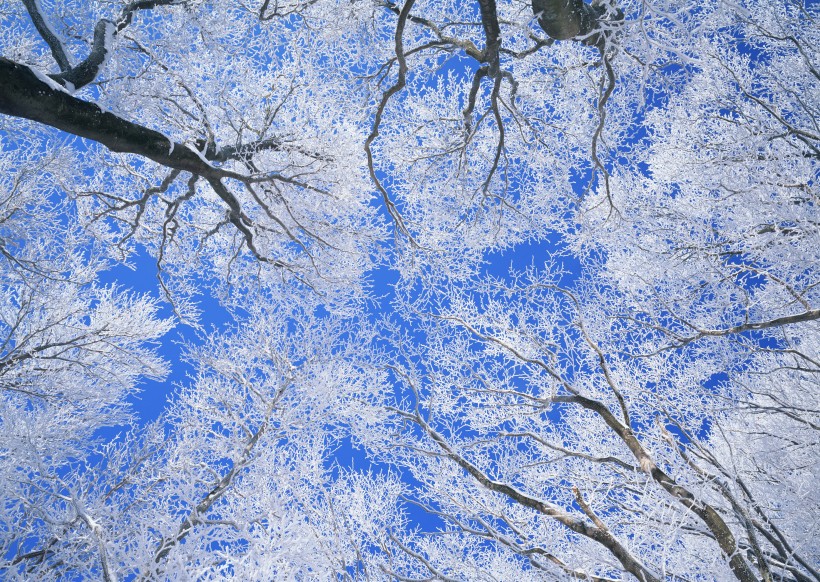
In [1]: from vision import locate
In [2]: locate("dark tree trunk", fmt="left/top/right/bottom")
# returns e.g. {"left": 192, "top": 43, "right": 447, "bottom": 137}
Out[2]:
{"left": 532, "top": 0, "right": 616, "bottom": 47}
{"left": 532, "top": 0, "right": 600, "bottom": 39}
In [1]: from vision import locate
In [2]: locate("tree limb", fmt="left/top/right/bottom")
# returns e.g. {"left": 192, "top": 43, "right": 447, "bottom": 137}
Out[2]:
{"left": 531, "top": 0, "right": 603, "bottom": 41}
{"left": 22, "top": 0, "right": 71, "bottom": 71}
{"left": 0, "top": 58, "right": 213, "bottom": 176}
{"left": 391, "top": 406, "right": 661, "bottom": 582}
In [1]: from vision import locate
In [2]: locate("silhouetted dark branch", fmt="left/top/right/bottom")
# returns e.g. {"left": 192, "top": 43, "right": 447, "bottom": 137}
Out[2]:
{"left": 22, "top": 0, "right": 71, "bottom": 71}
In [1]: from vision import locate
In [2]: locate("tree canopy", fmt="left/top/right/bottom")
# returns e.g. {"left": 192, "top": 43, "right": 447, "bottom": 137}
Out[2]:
{"left": 0, "top": 0, "right": 818, "bottom": 580}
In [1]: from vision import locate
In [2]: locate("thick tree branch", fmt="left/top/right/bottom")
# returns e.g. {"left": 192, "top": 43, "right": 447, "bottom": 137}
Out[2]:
{"left": 477, "top": 0, "right": 501, "bottom": 74}
{"left": 531, "top": 0, "right": 603, "bottom": 41}
{"left": 22, "top": 0, "right": 71, "bottom": 71}
{"left": 51, "top": 19, "right": 117, "bottom": 90}
{"left": 0, "top": 58, "right": 212, "bottom": 175}
{"left": 0, "top": 58, "right": 297, "bottom": 272}
{"left": 209, "top": 137, "right": 331, "bottom": 164}
{"left": 636, "top": 308, "right": 820, "bottom": 354}
{"left": 693, "top": 309, "right": 820, "bottom": 338}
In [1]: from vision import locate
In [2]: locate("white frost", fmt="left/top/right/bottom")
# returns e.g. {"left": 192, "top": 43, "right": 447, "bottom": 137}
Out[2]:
{"left": 98, "top": 20, "right": 116, "bottom": 72}
{"left": 28, "top": 64, "right": 72, "bottom": 94}
{"left": 184, "top": 143, "right": 215, "bottom": 168}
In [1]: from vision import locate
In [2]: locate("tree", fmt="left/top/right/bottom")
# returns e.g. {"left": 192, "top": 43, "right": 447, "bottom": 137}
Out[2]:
{"left": 0, "top": 123, "right": 173, "bottom": 578}
{"left": 0, "top": 0, "right": 817, "bottom": 580}
{"left": 373, "top": 269, "right": 818, "bottom": 581}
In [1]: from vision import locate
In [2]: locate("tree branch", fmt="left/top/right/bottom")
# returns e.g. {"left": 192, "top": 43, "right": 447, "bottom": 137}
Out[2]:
{"left": 554, "top": 394, "right": 760, "bottom": 582}
{"left": 40, "top": 0, "right": 184, "bottom": 90}
{"left": 0, "top": 57, "right": 299, "bottom": 276}
{"left": 391, "top": 406, "right": 661, "bottom": 582}
{"left": 531, "top": 0, "right": 602, "bottom": 41}
{"left": 476, "top": 0, "right": 501, "bottom": 74}
{"left": 364, "top": 0, "right": 418, "bottom": 244}
{"left": 0, "top": 58, "right": 213, "bottom": 176}
{"left": 22, "top": 0, "right": 71, "bottom": 71}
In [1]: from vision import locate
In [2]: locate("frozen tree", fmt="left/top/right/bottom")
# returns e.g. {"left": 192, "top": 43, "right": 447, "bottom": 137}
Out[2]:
{"left": 370, "top": 268, "right": 818, "bottom": 581}
{"left": 1, "top": 0, "right": 381, "bottom": 312}
{"left": 356, "top": 1, "right": 819, "bottom": 578}
{"left": 0, "top": 123, "right": 173, "bottom": 578}
{"left": 1, "top": 301, "right": 395, "bottom": 580}
{"left": 0, "top": 0, "right": 818, "bottom": 580}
